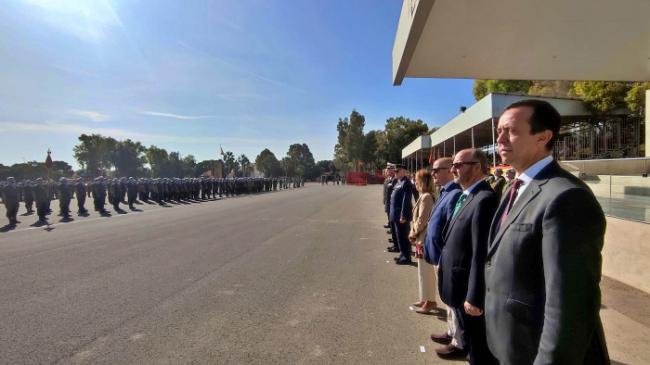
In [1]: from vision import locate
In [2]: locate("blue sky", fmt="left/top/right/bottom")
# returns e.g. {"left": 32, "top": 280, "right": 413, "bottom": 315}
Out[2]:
{"left": 0, "top": 0, "right": 476, "bottom": 168}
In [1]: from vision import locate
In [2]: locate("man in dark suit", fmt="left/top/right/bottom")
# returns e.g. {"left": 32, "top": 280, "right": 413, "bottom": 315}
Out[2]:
{"left": 424, "top": 158, "right": 464, "bottom": 350}
{"left": 485, "top": 99, "right": 609, "bottom": 365}
{"left": 389, "top": 164, "right": 414, "bottom": 265}
{"left": 437, "top": 149, "right": 498, "bottom": 364}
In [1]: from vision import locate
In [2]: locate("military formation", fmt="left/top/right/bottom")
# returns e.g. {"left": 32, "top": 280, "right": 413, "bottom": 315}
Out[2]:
{"left": 0, "top": 176, "right": 304, "bottom": 227}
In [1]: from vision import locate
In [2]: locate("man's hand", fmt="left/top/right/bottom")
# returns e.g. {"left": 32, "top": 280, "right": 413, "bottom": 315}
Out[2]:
{"left": 464, "top": 301, "right": 483, "bottom": 316}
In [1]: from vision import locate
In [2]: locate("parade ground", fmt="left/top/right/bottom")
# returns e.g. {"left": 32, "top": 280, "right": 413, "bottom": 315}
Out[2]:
{"left": 0, "top": 184, "right": 648, "bottom": 364}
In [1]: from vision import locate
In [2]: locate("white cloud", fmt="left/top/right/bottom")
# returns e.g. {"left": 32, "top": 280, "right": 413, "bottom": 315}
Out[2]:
{"left": 137, "top": 111, "right": 217, "bottom": 120}
{"left": 68, "top": 109, "right": 111, "bottom": 122}
{"left": 22, "top": 0, "right": 123, "bottom": 43}
{"left": 0, "top": 120, "right": 288, "bottom": 146}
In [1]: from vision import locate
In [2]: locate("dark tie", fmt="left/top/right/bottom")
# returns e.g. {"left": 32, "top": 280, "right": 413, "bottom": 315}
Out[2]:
{"left": 498, "top": 179, "right": 523, "bottom": 228}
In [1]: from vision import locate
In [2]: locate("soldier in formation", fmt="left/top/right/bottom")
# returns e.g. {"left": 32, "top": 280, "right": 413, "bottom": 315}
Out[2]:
{"left": 1, "top": 177, "right": 21, "bottom": 226}
{"left": 1, "top": 176, "right": 303, "bottom": 228}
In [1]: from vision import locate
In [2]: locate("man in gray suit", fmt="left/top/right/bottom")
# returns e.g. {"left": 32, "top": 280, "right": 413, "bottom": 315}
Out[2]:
{"left": 485, "top": 99, "right": 609, "bottom": 365}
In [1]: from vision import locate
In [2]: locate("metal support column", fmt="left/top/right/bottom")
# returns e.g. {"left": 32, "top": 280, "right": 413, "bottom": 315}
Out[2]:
{"left": 471, "top": 128, "right": 475, "bottom": 148}
{"left": 646, "top": 90, "right": 650, "bottom": 157}
{"left": 491, "top": 117, "right": 497, "bottom": 168}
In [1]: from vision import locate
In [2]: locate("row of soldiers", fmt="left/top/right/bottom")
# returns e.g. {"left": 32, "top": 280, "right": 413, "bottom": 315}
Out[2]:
{"left": 1, "top": 176, "right": 304, "bottom": 226}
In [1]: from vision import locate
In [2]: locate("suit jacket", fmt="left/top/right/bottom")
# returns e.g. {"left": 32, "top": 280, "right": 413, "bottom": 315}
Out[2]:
{"left": 409, "top": 192, "right": 434, "bottom": 243}
{"left": 438, "top": 180, "right": 498, "bottom": 308}
{"left": 484, "top": 161, "right": 609, "bottom": 365}
{"left": 423, "top": 182, "right": 462, "bottom": 265}
{"left": 389, "top": 177, "right": 413, "bottom": 223}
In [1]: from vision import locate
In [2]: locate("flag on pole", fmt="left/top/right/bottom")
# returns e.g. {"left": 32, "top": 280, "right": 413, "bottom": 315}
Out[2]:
{"left": 45, "top": 149, "right": 53, "bottom": 170}
{"left": 220, "top": 145, "right": 225, "bottom": 157}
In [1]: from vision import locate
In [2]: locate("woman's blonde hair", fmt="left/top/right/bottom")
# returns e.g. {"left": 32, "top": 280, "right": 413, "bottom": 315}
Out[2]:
{"left": 415, "top": 169, "right": 434, "bottom": 194}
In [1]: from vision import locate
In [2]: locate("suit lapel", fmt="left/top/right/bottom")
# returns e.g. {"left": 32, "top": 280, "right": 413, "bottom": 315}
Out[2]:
{"left": 442, "top": 191, "right": 476, "bottom": 240}
{"left": 487, "top": 178, "right": 546, "bottom": 259}
{"left": 428, "top": 189, "right": 447, "bottom": 221}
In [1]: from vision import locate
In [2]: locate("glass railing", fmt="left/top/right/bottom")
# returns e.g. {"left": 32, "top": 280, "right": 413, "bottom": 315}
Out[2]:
{"left": 583, "top": 175, "right": 650, "bottom": 223}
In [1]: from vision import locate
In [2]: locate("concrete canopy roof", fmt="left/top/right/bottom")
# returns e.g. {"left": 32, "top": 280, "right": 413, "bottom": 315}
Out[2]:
{"left": 402, "top": 135, "right": 431, "bottom": 157}
{"left": 401, "top": 93, "right": 591, "bottom": 159}
{"left": 392, "top": 0, "right": 650, "bottom": 85}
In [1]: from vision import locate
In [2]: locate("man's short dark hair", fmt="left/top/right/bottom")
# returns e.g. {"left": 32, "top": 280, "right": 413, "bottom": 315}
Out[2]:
{"left": 504, "top": 99, "right": 561, "bottom": 150}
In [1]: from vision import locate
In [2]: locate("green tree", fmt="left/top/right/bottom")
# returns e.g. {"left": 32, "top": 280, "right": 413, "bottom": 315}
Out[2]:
{"left": 361, "top": 130, "right": 380, "bottom": 171}
{"left": 73, "top": 134, "right": 117, "bottom": 177}
{"left": 334, "top": 110, "right": 366, "bottom": 171}
{"left": 382, "top": 117, "right": 429, "bottom": 164}
{"left": 527, "top": 80, "right": 573, "bottom": 98}
{"left": 145, "top": 145, "right": 169, "bottom": 177}
{"left": 195, "top": 159, "right": 220, "bottom": 177}
{"left": 473, "top": 80, "right": 534, "bottom": 100}
{"left": 181, "top": 155, "right": 196, "bottom": 177}
{"left": 0, "top": 161, "right": 73, "bottom": 180}
{"left": 571, "top": 81, "right": 630, "bottom": 114}
{"left": 255, "top": 149, "right": 283, "bottom": 177}
{"left": 284, "top": 143, "right": 316, "bottom": 179}
{"left": 222, "top": 151, "right": 239, "bottom": 177}
{"left": 237, "top": 154, "right": 251, "bottom": 176}
{"left": 111, "top": 139, "right": 146, "bottom": 177}
{"left": 334, "top": 117, "right": 349, "bottom": 163}
{"left": 624, "top": 82, "right": 650, "bottom": 116}
{"left": 347, "top": 110, "right": 366, "bottom": 164}
{"left": 315, "top": 160, "right": 334, "bottom": 176}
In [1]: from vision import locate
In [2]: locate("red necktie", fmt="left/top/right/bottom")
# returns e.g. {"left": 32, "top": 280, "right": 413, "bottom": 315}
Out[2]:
{"left": 499, "top": 179, "right": 523, "bottom": 228}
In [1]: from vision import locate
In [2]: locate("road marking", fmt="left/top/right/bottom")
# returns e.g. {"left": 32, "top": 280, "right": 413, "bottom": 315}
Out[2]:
{"left": 359, "top": 237, "right": 369, "bottom": 240}
{"left": 420, "top": 345, "right": 426, "bottom": 353}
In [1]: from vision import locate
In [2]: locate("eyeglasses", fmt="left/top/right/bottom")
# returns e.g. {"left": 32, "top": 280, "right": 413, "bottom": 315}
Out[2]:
{"left": 431, "top": 167, "right": 450, "bottom": 173}
{"left": 451, "top": 161, "right": 479, "bottom": 169}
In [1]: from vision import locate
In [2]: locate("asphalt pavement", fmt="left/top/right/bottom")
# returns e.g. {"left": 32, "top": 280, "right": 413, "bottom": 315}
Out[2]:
{"left": 0, "top": 184, "right": 647, "bottom": 364}
{"left": 0, "top": 184, "right": 461, "bottom": 365}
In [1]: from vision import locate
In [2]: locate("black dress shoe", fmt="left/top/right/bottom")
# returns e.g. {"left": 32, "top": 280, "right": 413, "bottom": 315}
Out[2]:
{"left": 387, "top": 247, "right": 400, "bottom": 253}
{"left": 388, "top": 238, "right": 394, "bottom": 243}
{"left": 395, "top": 258, "right": 412, "bottom": 265}
{"left": 383, "top": 224, "right": 390, "bottom": 229}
